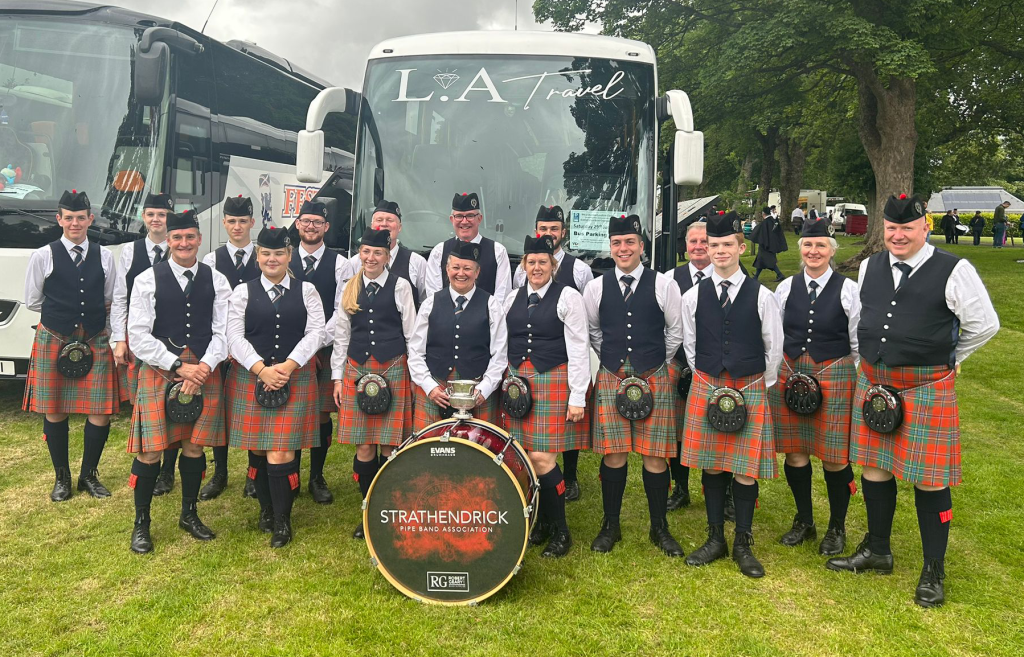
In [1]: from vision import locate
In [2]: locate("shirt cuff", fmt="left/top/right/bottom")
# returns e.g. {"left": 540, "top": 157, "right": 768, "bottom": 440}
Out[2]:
{"left": 159, "top": 351, "right": 179, "bottom": 371}
{"left": 110, "top": 331, "right": 126, "bottom": 344}
{"left": 286, "top": 350, "right": 311, "bottom": 368}
{"left": 568, "top": 391, "right": 587, "bottom": 407}
{"left": 241, "top": 354, "right": 262, "bottom": 371}
{"left": 200, "top": 354, "right": 222, "bottom": 370}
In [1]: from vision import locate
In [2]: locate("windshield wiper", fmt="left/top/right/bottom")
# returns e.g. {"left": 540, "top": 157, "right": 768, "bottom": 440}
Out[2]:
{"left": 0, "top": 203, "right": 59, "bottom": 225}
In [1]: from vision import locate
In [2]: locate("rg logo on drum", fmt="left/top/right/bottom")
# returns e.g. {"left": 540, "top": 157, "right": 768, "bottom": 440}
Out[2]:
{"left": 427, "top": 572, "right": 470, "bottom": 592}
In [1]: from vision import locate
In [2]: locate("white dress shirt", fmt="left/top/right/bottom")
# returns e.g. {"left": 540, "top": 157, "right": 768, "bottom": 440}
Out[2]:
{"left": 512, "top": 248, "right": 595, "bottom": 291}
{"left": 24, "top": 236, "right": 116, "bottom": 333}
{"left": 774, "top": 268, "right": 861, "bottom": 361}
{"left": 227, "top": 274, "right": 326, "bottom": 370}
{"left": 681, "top": 268, "right": 784, "bottom": 387}
{"left": 330, "top": 270, "right": 417, "bottom": 379}
{"left": 856, "top": 243, "right": 1000, "bottom": 364}
{"left": 201, "top": 241, "right": 254, "bottom": 270}
{"left": 503, "top": 279, "right": 591, "bottom": 407}
{"left": 349, "top": 241, "right": 428, "bottom": 303}
{"left": 662, "top": 261, "right": 713, "bottom": 289}
{"left": 407, "top": 285, "right": 509, "bottom": 399}
{"left": 424, "top": 233, "right": 512, "bottom": 301}
{"left": 582, "top": 263, "right": 684, "bottom": 365}
{"left": 111, "top": 236, "right": 168, "bottom": 343}
{"left": 297, "top": 242, "right": 355, "bottom": 348}
{"left": 127, "top": 259, "right": 232, "bottom": 371}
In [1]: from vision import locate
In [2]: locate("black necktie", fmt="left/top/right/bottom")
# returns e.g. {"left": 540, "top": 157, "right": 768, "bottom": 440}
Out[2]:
{"left": 270, "top": 283, "right": 284, "bottom": 310}
{"left": 894, "top": 262, "right": 913, "bottom": 291}
{"left": 808, "top": 279, "right": 819, "bottom": 303}
{"left": 527, "top": 292, "right": 540, "bottom": 317}
{"left": 182, "top": 270, "right": 194, "bottom": 298}
{"left": 234, "top": 250, "right": 245, "bottom": 271}
{"left": 694, "top": 270, "right": 705, "bottom": 284}
{"left": 152, "top": 245, "right": 163, "bottom": 265}
{"left": 620, "top": 275, "right": 634, "bottom": 303}
{"left": 304, "top": 255, "right": 316, "bottom": 276}
{"left": 719, "top": 280, "right": 732, "bottom": 314}
{"left": 71, "top": 245, "right": 84, "bottom": 268}
{"left": 454, "top": 295, "right": 467, "bottom": 314}
{"left": 366, "top": 281, "right": 380, "bottom": 303}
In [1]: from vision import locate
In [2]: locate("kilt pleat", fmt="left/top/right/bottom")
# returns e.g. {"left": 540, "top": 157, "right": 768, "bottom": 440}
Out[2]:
{"left": 337, "top": 355, "right": 414, "bottom": 446}
{"left": 23, "top": 326, "right": 121, "bottom": 416}
{"left": 592, "top": 361, "right": 677, "bottom": 458}
{"left": 849, "top": 361, "right": 960, "bottom": 486}
{"left": 412, "top": 369, "right": 498, "bottom": 431}
{"left": 500, "top": 361, "right": 591, "bottom": 453}
{"left": 681, "top": 370, "right": 777, "bottom": 479}
{"left": 769, "top": 353, "right": 856, "bottom": 462}
{"left": 316, "top": 346, "right": 337, "bottom": 413}
{"left": 126, "top": 349, "right": 225, "bottom": 453}
{"left": 225, "top": 360, "right": 319, "bottom": 451}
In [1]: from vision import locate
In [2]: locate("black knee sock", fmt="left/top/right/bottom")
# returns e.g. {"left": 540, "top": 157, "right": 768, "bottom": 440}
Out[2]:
{"left": 561, "top": 449, "right": 579, "bottom": 484}
{"left": 178, "top": 454, "right": 206, "bottom": 513}
{"left": 915, "top": 487, "right": 952, "bottom": 564}
{"left": 753, "top": 268, "right": 763, "bottom": 279}
{"left": 268, "top": 459, "right": 299, "bottom": 523}
{"left": 773, "top": 267, "right": 784, "bottom": 278}
{"left": 212, "top": 445, "right": 228, "bottom": 475}
{"left": 702, "top": 471, "right": 731, "bottom": 526}
{"left": 599, "top": 460, "right": 628, "bottom": 525}
{"left": 642, "top": 467, "right": 671, "bottom": 526}
{"left": 784, "top": 462, "right": 814, "bottom": 525}
{"left": 733, "top": 479, "right": 759, "bottom": 535}
{"left": 862, "top": 476, "right": 898, "bottom": 556}
{"left": 80, "top": 421, "right": 110, "bottom": 476}
{"left": 539, "top": 465, "right": 568, "bottom": 532}
{"left": 251, "top": 453, "right": 271, "bottom": 512}
{"left": 823, "top": 465, "right": 854, "bottom": 531}
{"left": 130, "top": 459, "right": 160, "bottom": 522}
{"left": 310, "top": 420, "right": 333, "bottom": 480}
{"left": 160, "top": 447, "right": 180, "bottom": 475}
{"left": 353, "top": 454, "right": 380, "bottom": 499}
{"left": 669, "top": 444, "right": 689, "bottom": 489}
{"left": 43, "top": 418, "right": 70, "bottom": 472}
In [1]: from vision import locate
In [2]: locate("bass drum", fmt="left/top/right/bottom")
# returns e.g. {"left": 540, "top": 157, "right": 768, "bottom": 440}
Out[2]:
{"left": 363, "top": 418, "right": 538, "bottom": 605}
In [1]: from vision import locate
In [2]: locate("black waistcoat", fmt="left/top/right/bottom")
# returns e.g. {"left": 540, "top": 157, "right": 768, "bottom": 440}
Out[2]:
{"left": 507, "top": 283, "right": 569, "bottom": 373}
{"left": 694, "top": 277, "right": 765, "bottom": 377}
{"left": 425, "top": 289, "right": 491, "bottom": 381}
{"left": 441, "top": 237, "right": 500, "bottom": 295}
{"left": 555, "top": 253, "right": 580, "bottom": 291}
{"left": 126, "top": 238, "right": 156, "bottom": 302}
{"left": 598, "top": 268, "right": 666, "bottom": 373}
{"left": 783, "top": 272, "right": 851, "bottom": 362}
{"left": 244, "top": 279, "right": 307, "bottom": 364}
{"left": 151, "top": 262, "right": 215, "bottom": 359}
{"left": 215, "top": 245, "right": 260, "bottom": 290}
{"left": 348, "top": 274, "right": 407, "bottom": 365}
{"left": 389, "top": 244, "right": 420, "bottom": 307}
{"left": 291, "top": 247, "right": 339, "bottom": 321}
{"left": 41, "top": 241, "right": 106, "bottom": 337}
{"left": 858, "top": 249, "right": 960, "bottom": 367}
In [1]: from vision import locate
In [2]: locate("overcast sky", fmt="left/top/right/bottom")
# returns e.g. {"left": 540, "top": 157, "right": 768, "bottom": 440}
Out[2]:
{"left": 116, "top": 0, "right": 559, "bottom": 89}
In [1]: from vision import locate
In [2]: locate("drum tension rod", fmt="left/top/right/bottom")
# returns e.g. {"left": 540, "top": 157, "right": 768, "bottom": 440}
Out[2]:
{"left": 440, "top": 432, "right": 451, "bottom": 442}
{"left": 493, "top": 440, "right": 512, "bottom": 466}
{"left": 523, "top": 505, "right": 532, "bottom": 518}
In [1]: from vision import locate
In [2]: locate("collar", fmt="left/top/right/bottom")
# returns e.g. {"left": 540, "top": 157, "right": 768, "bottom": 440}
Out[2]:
{"left": 803, "top": 267, "right": 833, "bottom": 288}
{"left": 60, "top": 236, "right": 88, "bottom": 252}
{"left": 300, "top": 242, "right": 326, "bottom": 260}
{"left": 228, "top": 242, "right": 253, "bottom": 257}
{"left": 168, "top": 258, "right": 199, "bottom": 278}
{"left": 144, "top": 236, "right": 168, "bottom": 250}
{"left": 888, "top": 242, "right": 933, "bottom": 270}
{"left": 449, "top": 285, "right": 477, "bottom": 304}
{"left": 553, "top": 249, "right": 565, "bottom": 263}
{"left": 614, "top": 263, "right": 644, "bottom": 281}
{"left": 689, "top": 262, "right": 712, "bottom": 280}
{"left": 363, "top": 270, "right": 389, "bottom": 287}
{"left": 710, "top": 267, "right": 746, "bottom": 288}
{"left": 389, "top": 242, "right": 402, "bottom": 259}
{"left": 527, "top": 278, "right": 553, "bottom": 298}
{"left": 260, "top": 274, "right": 291, "bottom": 290}
{"left": 454, "top": 233, "right": 483, "bottom": 245}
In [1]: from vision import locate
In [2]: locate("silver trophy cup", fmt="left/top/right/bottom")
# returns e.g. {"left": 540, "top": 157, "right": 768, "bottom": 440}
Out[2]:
{"left": 446, "top": 380, "right": 479, "bottom": 419}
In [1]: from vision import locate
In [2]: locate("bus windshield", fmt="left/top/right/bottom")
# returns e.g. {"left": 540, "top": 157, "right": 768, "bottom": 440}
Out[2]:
{"left": 352, "top": 55, "right": 656, "bottom": 260}
{"left": 0, "top": 19, "right": 167, "bottom": 245}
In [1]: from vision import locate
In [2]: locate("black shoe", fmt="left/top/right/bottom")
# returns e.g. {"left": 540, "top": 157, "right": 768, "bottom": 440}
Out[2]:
{"left": 686, "top": 524, "right": 729, "bottom": 566}
{"left": 198, "top": 470, "right": 227, "bottom": 501}
{"left": 541, "top": 529, "right": 573, "bottom": 558}
{"left": 308, "top": 475, "right": 334, "bottom": 505}
{"left": 564, "top": 480, "right": 581, "bottom": 502}
{"left": 152, "top": 470, "right": 174, "bottom": 497}
{"left": 258, "top": 507, "right": 274, "bottom": 534}
{"left": 130, "top": 521, "right": 153, "bottom": 554}
{"left": 825, "top": 534, "right": 893, "bottom": 574}
{"left": 666, "top": 486, "right": 691, "bottom": 511}
{"left": 723, "top": 485, "right": 736, "bottom": 523}
{"left": 914, "top": 559, "right": 946, "bottom": 608}
{"left": 50, "top": 467, "right": 73, "bottom": 502}
{"left": 179, "top": 506, "right": 216, "bottom": 541}
{"left": 780, "top": 515, "right": 817, "bottom": 547}
{"left": 271, "top": 518, "right": 292, "bottom": 548}
{"left": 649, "top": 521, "right": 685, "bottom": 557}
{"left": 243, "top": 477, "right": 257, "bottom": 499}
{"left": 733, "top": 531, "right": 765, "bottom": 578}
{"left": 529, "top": 520, "right": 553, "bottom": 547}
{"left": 77, "top": 470, "right": 111, "bottom": 499}
{"left": 352, "top": 521, "right": 365, "bottom": 540}
{"left": 590, "top": 518, "right": 622, "bottom": 553}
{"left": 818, "top": 526, "right": 847, "bottom": 556}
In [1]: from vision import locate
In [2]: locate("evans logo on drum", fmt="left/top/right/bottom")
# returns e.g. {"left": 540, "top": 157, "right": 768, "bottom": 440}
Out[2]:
{"left": 427, "top": 572, "right": 470, "bottom": 593}
{"left": 430, "top": 447, "right": 457, "bottom": 456}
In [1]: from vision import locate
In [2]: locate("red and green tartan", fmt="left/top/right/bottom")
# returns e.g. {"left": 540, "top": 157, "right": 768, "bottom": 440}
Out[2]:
{"left": 500, "top": 360, "right": 591, "bottom": 453}
{"left": 22, "top": 325, "right": 121, "bottom": 416}
{"left": 315, "top": 346, "right": 337, "bottom": 413}
{"left": 118, "top": 335, "right": 142, "bottom": 405}
{"left": 336, "top": 355, "right": 413, "bottom": 446}
{"left": 681, "top": 369, "right": 777, "bottom": 479}
{"left": 412, "top": 369, "right": 499, "bottom": 431}
{"left": 126, "top": 349, "right": 225, "bottom": 453}
{"left": 224, "top": 360, "right": 319, "bottom": 451}
{"left": 769, "top": 353, "right": 856, "bottom": 463}
{"left": 592, "top": 361, "right": 678, "bottom": 458}
{"left": 850, "top": 361, "right": 960, "bottom": 486}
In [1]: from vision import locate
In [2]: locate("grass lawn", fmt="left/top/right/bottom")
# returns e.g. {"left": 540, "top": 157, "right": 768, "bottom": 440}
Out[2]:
{"left": 1, "top": 236, "right": 1022, "bottom": 656}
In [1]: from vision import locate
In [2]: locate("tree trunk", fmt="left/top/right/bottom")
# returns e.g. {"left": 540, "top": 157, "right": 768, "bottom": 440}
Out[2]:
{"left": 736, "top": 151, "right": 755, "bottom": 203}
{"left": 755, "top": 127, "right": 779, "bottom": 207}
{"left": 778, "top": 135, "right": 806, "bottom": 230}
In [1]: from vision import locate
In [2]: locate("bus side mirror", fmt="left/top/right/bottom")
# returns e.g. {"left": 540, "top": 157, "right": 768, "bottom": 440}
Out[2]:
{"left": 673, "top": 131, "right": 704, "bottom": 186}
{"left": 135, "top": 41, "right": 169, "bottom": 106}
{"left": 297, "top": 130, "right": 325, "bottom": 183}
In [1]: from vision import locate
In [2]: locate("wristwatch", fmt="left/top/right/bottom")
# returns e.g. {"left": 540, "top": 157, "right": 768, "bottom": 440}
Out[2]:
{"left": 172, "top": 358, "right": 183, "bottom": 372}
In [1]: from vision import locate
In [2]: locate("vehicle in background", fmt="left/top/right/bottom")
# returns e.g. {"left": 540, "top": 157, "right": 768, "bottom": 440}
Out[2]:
{"left": 768, "top": 189, "right": 828, "bottom": 218}
{"left": 832, "top": 202, "right": 868, "bottom": 233}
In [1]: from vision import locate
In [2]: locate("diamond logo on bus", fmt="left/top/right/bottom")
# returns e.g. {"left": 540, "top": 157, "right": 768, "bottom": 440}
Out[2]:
{"left": 433, "top": 70, "right": 459, "bottom": 89}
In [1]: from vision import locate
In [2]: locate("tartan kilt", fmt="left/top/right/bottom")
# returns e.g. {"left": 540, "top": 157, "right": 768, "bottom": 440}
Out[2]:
{"left": 126, "top": 349, "right": 225, "bottom": 453}
{"left": 119, "top": 335, "right": 141, "bottom": 405}
{"left": 316, "top": 346, "right": 337, "bottom": 414}
{"left": 412, "top": 369, "right": 499, "bottom": 431}
{"left": 500, "top": 361, "right": 590, "bottom": 453}
{"left": 224, "top": 360, "right": 319, "bottom": 451}
{"left": 849, "top": 361, "right": 960, "bottom": 486}
{"left": 769, "top": 353, "right": 856, "bottom": 463}
{"left": 674, "top": 360, "right": 688, "bottom": 440}
{"left": 23, "top": 325, "right": 121, "bottom": 416}
{"left": 592, "top": 361, "right": 677, "bottom": 458}
{"left": 681, "top": 370, "right": 777, "bottom": 479}
{"left": 336, "top": 355, "right": 414, "bottom": 446}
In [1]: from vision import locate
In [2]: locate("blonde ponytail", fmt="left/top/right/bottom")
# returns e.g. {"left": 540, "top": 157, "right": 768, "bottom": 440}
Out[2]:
{"left": 342, "top": 266, "right": 365, "bottom": 315}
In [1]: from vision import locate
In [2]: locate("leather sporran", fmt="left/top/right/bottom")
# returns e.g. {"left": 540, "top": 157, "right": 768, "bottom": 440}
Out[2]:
{"left": 501, "top": 374, "right": 532, "bottom": 419}
{"left": 677, "top": 366, "right": 693, "bottom": 399}
{"left": 784, "top": 372, "right": 823, "bottom": 415}
{"left": 255, "top": 381, "right": 290, "bottom": 409}
{"left": 166, "top": 381, "right": 203, "bottom": 423}
{"left": 863, "top": 384, "right": 903, "bottom": 433}
{"left": 707, "top": 387, "right": 747, "bottom": 433}
{"left": 356, "top": 373, "right": 392, "bottom": 415}
{"left": 616, "top": 376, "right": 653, "bottom": 420}
{"left": 57, "top": 341, "right": 93, "bottom": 378}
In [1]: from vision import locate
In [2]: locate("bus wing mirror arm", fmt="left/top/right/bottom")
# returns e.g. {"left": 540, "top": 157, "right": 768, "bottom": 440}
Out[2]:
{"left": 298, "top": 87, "right": 361, "bottom": 183}
{"left": 665, "top": 90, "right": 704, "bottom": 186}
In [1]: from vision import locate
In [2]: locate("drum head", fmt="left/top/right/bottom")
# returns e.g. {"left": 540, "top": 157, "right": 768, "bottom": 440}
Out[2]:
{"left": 364, "top": 436, "right": 531, "bottom": 605}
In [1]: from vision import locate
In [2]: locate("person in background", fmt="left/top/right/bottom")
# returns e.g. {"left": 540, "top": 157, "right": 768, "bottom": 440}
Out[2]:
{"left": 791, "top": 205, "right": 805, "bottom": 235}
{"left": 970, "top": 211, "right": 985, "bottom": 246}
{"left": 992, "top": 201, "right": 1009, "bottom": 248}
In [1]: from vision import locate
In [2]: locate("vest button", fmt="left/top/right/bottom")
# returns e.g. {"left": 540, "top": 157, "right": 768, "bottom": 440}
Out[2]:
{"left": 371, "top": 341, "right": 376, "bottom": 346}
{"left": 891, "top": 301, "right": 896, "bottom": 306}
{"left": 801, "top": 347, "right": 807, "bottom": 352}
{"left": 80, "top": 278, "right": 84, "bottom": 282}
{"left": 369, "top": 320, "right": 374, "bottom": 324}
{"left": 806, "top": 338, "right": 811, "bottom": 343}
{"left": 186, "top": 333, "right": 191, "bottom": 338}
{"left": 627, "top": 324, "right": 632, "bottom": 328}
{"left": 724, "top": 341, "right": 729, "bottom": 345}
{"left": 627, "top": 347, "right": 633, "bottom": 352}
{"left": 186, "top": 313, "right": 191, "bottom": 317}
{"left": 186, "top": 324, "right": 191, "bottom": 328}
{"left": 187, "top": 303, "right": 191, "bottom": 308}
{"left": 881, "top": 337, "right": 887, "bottom": 343}
{"left": 627, "top": 312, "right": 632, "bottom": 317}
{"left": 887, "top": 313, "right": 892, "bottom": 318}
{"left": 454, "top": 334, "right": 460, "bottom": 339}
{"left": 627, "top": 336, "right": 632, "bottom": 340}
{"left": 809, "top": 310, "right": 815, "bottom": 315}
{"left": 527, "top": 349, "right": 532, "bottom": 353}
{"left": 370, "top": 330, "right": 375, "bottom": 335}
{"left": 455, "top": 355, "right": 459, "bottom": 359}
{"left": 725, "top": 320, "right": 730, "bottom": 325}
{"left": 276, "top": 325, "right": 280, "bottom": 329}
{"left": 275, "top": 344, "right": 279, "bottom": 348}
{"left": 527, "top": 339, "right": 532, "bottom": 344}
{"left": 808, "top": 319, "right": 813, "bottom": 324}
{"left": 620, "top": 359, "right": 625, "bottom": 364}
{"left": 454, "top": 345, "right": 459, "bottom": 349}
{"left": 527, "top": 324, "right": 532, "bottom": 329}
{"left": 807, "top": 329, "right": 812, "bottom": 333}
{"left": 369, "top": 309, "right": 374, "bottom": 313}
{"left": 80, "top": 313, "right": 85, "bottom": 317}
{"left": 883, "top": 325, "right": 889, "bottom": 330}
{"left": 80, "top": 289, "right": 84, "bottom": 293}
{"left": 81, "top": 301, "right": 85, "bottom": 305}
{"left": 276, "top": 314, "right": 281, "bottom": 318}
{"left": 455, "top": 325, "right": 460, "bottom": 330}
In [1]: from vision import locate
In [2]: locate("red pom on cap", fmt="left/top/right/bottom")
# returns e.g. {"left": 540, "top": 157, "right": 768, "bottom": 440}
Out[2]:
{"left": 238, "top": 194, "right": 242, "bottom": 197}
{"left": 71, "top": 189, "right": 76, "bottom": 194}
{"left": 620, "top": 214, "right": 626, "bottom": 218}
{"left": 536, "top": 232, "right": 541, "bottom": 238}
{"left": 462, "top": 193, "right": 467, "bottom": 196}
{"left": 899, "top": 193, "right": 907, "bottom": 200}
{"left": 718, "top": 210, "right": 725, "bottom": 215}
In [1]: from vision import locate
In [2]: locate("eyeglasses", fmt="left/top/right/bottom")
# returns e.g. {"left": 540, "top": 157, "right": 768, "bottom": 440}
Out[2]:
{"left": 296, "top": 218, "right": 326, "bottom": 227}
{"left": 452, "top": 213, "right": 481, "bottom": 221}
